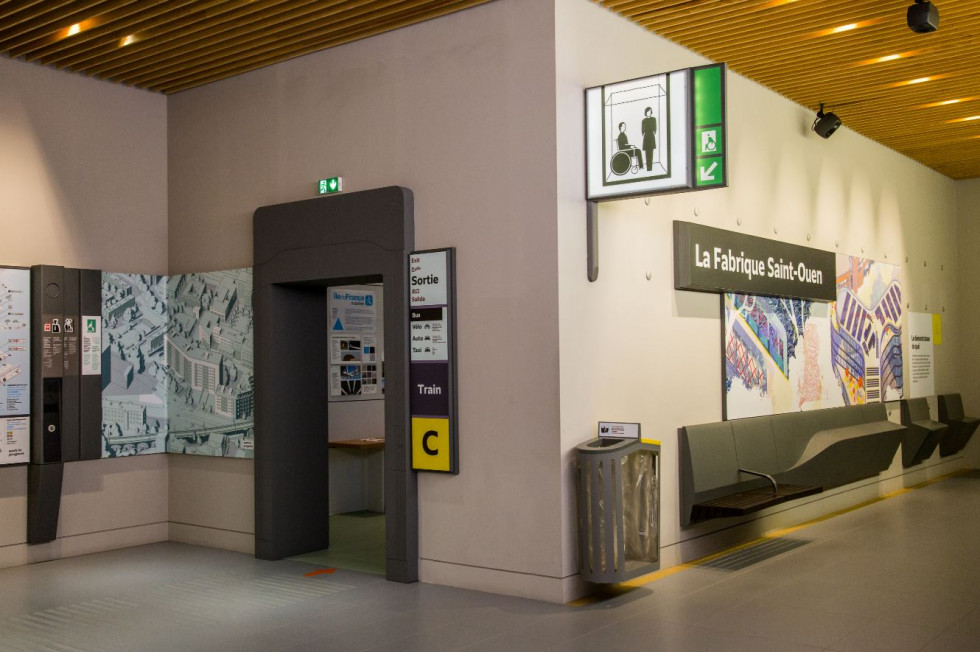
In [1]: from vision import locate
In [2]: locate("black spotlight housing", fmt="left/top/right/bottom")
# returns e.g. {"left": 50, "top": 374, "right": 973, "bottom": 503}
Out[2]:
{"left": 908, "top": 0, "right": 940, "bottom": 33}
{"left": 812, "top": 104, "right": 841, "bottom": 139}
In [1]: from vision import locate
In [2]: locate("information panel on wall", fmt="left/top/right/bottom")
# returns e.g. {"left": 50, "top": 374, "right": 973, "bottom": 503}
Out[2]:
{"left": 908, "top": 312, "right": 935, "bottom": 398}
{"left": 408, "top": 248, "right": 458, "bottom": 474}
{"left": 585, "top": 63, "right": 727, "bottom": 201}
{"left": 328, "top": 286, "right": 382, "bottom": 401}
{"left": 0, "top": 267, "right": 30, "bottom": 465}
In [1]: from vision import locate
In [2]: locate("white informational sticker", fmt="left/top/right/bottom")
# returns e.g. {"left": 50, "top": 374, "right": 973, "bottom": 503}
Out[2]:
{"left": 0, "top": 416, "right": 30, "bottom": 465}
{"left": 0, "top": 268, "right": 30, "bottom": 417}
{"left": 409, "top": 251, "right": 448, "bottom": 307}
{"left": 81, "top": 315, "right": 102, "bottom": 376}
{"left": 908, "top": 312, "right": 935, "bottom": 399}
{"left": 329, "top": 289, "right": 377, "bottom": 333}
{"left": 598, "top": 421, "right": 641, "bottom": 439}
{"left": 586, "top": 69, "right": 691, "bottom": 200}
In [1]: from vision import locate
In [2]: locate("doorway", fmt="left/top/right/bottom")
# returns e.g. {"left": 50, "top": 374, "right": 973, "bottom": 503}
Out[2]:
{"left": 252, "top": 187, "right": 417, "bottom": 582}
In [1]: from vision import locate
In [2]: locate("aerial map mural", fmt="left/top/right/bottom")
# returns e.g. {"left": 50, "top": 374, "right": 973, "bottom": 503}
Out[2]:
{"left": 101, "top": 273, "right": 168, "bottom": 456}
{"left": 724, "top": 255, "right": 903, "bottom": 419}
{"left": 166, "top": 269, "right": 254, "bottom": 458}
{"left": 101, "top": 268, "right": 254, "bottom": 458}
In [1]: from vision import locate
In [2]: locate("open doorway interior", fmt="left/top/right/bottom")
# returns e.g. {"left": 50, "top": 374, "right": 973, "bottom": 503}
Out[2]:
{"left": 290, "top": 281, "right": 386, "bottom": 575}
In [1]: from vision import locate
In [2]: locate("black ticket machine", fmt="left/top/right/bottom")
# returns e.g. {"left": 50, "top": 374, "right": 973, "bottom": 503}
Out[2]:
{"left": 28, "top": 265, "right": 102, "bottom": 544}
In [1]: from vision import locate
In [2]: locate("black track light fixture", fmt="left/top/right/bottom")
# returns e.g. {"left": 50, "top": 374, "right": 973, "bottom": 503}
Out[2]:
{"left": 812, "top": 103, "right": 841, "bottom": 139}
{"left": 908, "top": 0, "right": 940, "bottom": 33}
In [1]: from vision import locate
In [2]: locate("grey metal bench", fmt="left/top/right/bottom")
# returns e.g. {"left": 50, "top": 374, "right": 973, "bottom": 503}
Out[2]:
{"left": 899, "top": 398, "right": 948, "bottom": 467}
{"left": 938, "top": 393, "right": 980, "bottom": 457}
{"left": 680, "top": 403, "right": 906, "bottom": 527}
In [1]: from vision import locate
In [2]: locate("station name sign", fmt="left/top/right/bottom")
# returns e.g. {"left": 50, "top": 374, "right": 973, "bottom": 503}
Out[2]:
{"left": 673, "top": 221, "right": 836, "bottom": 301}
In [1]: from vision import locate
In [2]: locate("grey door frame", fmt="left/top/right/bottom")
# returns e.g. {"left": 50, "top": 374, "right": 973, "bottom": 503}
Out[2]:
{"left": 252, "top": 186, "right": 417, "bottom": 582}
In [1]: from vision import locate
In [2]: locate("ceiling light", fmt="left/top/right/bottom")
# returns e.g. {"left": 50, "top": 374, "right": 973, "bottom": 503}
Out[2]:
{"left": 887, "top": 75, "right": 947, "bottom": 88}
{"left": 812, "top": 103, "right": 841, "bottom": 139}
{"left": 120, "top": 34, "right": 138, "bottom": 47}
{"left": 947, "top": 115, "right": 980, "bottom": 124}
{"left": 908, "top": 1, "right": 940, "bottom": 33}
{"left": 854, "top": 51, "right": 922, "bottom": 66}
{"left": 917, "top": 97, "right": 976, "bottom": 108}
{"left": 66, "top": 23, "right": 81, "bottom": 37}
{"left": 809, "top": 19, "right": 882, "bottom": 38}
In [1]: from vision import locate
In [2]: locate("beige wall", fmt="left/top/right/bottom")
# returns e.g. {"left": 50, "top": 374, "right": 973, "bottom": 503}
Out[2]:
{"left": 955, "top": 178, "right": 980, "bottom": 467}
{"left": 0, "top": 57, "right": 169, "bottom": 567}
{"left": 167, "top": 0, "right": 563, "bottom": 601}
{"left": 556, "top": 0, "right": 965, "bottom": 574}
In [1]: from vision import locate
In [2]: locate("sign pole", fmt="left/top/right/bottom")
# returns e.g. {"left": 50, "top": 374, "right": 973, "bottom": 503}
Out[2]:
{"left": 587, "top": 201, "right": 599, "bottom": 282}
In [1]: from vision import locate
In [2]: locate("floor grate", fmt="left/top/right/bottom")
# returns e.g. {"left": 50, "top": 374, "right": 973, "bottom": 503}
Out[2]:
{"left": 700, "top": 537, "right": 810, "bottom": 571}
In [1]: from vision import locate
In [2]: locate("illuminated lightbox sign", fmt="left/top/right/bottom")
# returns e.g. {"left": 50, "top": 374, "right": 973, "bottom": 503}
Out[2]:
{"left": 585, "top": 63, "right": 727, "bottom": 201}
{"left": 673, "top": 221, "right": 836, "bottom": 301}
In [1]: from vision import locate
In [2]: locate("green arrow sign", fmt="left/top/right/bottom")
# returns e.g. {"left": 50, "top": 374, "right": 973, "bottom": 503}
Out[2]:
{"left": 692, "top": 64, "right": 727, "bottom": 189}
{"left": 317, "top": 176, "right": 343, "bottom": 195}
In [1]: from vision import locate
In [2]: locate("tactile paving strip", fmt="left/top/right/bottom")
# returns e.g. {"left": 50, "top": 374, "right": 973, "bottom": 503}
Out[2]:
{"left": 700, "top": 537, "right": 810, "bottom": 571}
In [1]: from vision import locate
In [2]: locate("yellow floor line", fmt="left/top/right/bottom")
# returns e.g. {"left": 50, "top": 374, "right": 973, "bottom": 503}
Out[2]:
{"left": 570, "top": 468, "right": 971, "bottom": 605}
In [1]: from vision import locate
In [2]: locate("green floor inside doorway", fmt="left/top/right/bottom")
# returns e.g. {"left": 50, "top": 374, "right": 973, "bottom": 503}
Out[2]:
{"left": 289, "top": 511, "right": 386, "bottom": 576}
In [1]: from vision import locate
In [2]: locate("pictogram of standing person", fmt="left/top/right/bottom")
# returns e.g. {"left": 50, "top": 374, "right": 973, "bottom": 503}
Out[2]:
{"left": 641, "top": 107, "right": 657, "bottom": 171}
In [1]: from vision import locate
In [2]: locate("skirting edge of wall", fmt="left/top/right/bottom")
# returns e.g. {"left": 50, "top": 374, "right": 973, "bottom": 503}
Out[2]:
{"left": 0, "top": 522, "right": 168, "bottom": 569}
{"left": 419, "top": 557, "right": 589, "bottom": 604}
{"left": 168, "top": 522, "right": 255, "bottom": 555}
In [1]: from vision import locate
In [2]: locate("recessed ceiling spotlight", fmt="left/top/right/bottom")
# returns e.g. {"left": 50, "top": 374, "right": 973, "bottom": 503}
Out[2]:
{"left": 946, "top": 115, "right": 980, "bottom": 124}
{"left": 120, "top": 34, "right": 138, "bottom": 47}
{"left": 809, "top": 19, "right": 882, "bottom": 38}
{"left": 887, "top": 75, "right": 947, "bottom": 88}
{"left": 812, "top": 103, "right": 841, "bottom": 139}
{"left": 917, "top": 97, "right": 976, "bottom": 108}
{"left": 854, "top": 50, "right": 925, "bottom": 66}
{"left": 908, "top": 1, "right": 940, "bottom": 33}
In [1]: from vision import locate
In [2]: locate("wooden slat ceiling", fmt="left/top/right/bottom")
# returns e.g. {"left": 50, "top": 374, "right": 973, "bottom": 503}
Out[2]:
{"left": 601, "top": 0, "right": 980, "bottom": 180}
{"left": 0, "top": 0, "right": 492, "bottom": 95}
{"left": 2, "top": 1, "right": 977, "bottom": 179}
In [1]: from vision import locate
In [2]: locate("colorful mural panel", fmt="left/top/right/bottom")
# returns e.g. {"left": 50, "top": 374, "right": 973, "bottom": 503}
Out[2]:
{"left": 724, "top": 255, "right": 903, "bottom": 419}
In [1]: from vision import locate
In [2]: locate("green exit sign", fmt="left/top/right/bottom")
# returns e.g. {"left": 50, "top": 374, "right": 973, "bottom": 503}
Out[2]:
{"left": 317, "top": 176, "right": 343, "bottom": 195}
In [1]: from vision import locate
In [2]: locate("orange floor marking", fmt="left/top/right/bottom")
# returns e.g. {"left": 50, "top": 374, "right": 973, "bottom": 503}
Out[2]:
{"left": 303, "top": 568, "right": 336, "bottom": 577}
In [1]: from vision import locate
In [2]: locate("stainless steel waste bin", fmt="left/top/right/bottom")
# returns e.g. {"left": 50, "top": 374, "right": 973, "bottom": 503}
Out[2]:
{"left": 576, "top": 437, "right": 660, "bottom": 583}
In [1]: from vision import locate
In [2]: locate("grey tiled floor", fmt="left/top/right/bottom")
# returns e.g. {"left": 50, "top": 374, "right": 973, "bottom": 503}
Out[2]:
{"left": 1, "top": 472, "right": 979, "bottom": 651}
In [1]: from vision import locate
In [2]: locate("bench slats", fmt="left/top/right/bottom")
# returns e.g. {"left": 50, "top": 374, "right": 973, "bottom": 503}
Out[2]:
{"left": 691, "top": 484, "right": 821, "bottom": 521}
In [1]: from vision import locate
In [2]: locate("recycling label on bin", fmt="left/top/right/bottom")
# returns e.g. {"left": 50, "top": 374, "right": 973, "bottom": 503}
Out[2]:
{"left": 409, "top": 248, "right": 458, "bottom": 474}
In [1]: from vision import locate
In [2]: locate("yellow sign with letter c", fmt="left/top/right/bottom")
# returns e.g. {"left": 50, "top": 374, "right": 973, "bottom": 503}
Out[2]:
{"left": 412, "top": 417, "right": 451, "bottom": 471}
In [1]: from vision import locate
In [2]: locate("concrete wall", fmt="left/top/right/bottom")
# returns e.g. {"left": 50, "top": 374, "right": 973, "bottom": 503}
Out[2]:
{"left": 0, "top": 57, "right": 169, "bottom": 568}
{"left": 556, "top": 0, "right": 966, "bottom": 574}
{"left": 166, "top": 0, "right": 563, "bottom": 600}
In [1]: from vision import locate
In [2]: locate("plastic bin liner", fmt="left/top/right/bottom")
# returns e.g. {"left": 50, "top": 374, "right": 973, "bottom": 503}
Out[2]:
{"left": 622, "top": 449, "right": 658, "bottom": 564}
